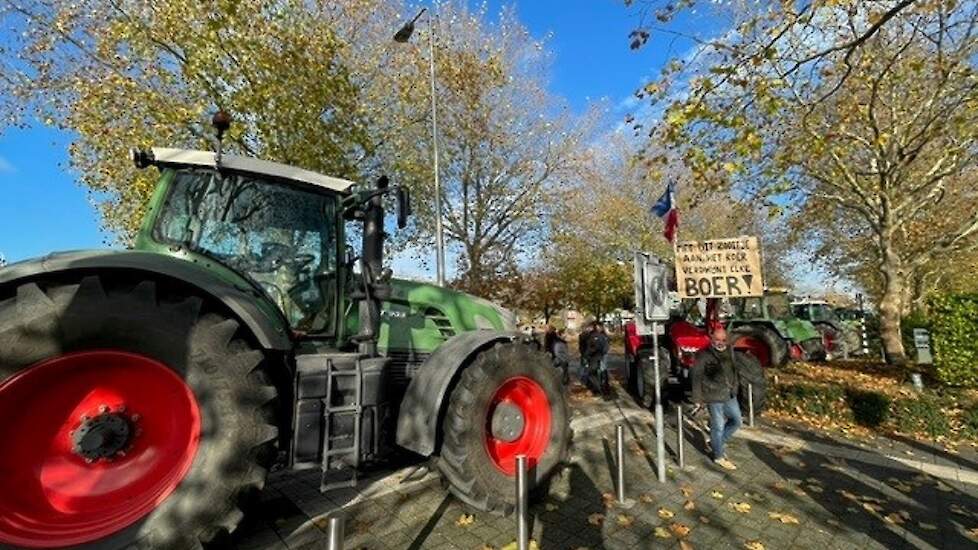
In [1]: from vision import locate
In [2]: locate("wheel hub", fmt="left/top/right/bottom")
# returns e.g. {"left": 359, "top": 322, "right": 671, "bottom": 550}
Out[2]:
{"left": 71, "top": 409, "right": 137, "bottom": 461}
{"left": 484, "top": 376, "right": 552, "bottom": 475}
{"left": 490, "top": 402, "right": 525, "bottom": 443}
{"left": 0, "top": 350, "right": 201, "bottom": 548}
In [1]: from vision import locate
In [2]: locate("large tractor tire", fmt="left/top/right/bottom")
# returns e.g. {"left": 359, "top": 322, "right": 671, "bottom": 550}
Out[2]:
{"left": 730, "top": 324, "right": 788, "bottom": 368}
{"left": 814, "top": 322, "right": 848, "bottom": 360}
{"left": 0, "top": 276, "right": 278, "bottom": 549}
{"left": 635, "top": 346, "right": 671, "bottom": 409}
{"left": 438, "top": 342, "right": 570, "bottom": 515}
{"left": 735, "top": 352, "right": 766, "bottom": 415}
{"left": 799, "top": 337, "right": 827, "bottom": 362}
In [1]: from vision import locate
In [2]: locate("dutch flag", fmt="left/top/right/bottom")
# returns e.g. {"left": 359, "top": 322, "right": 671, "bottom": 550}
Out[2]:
{"left": 651, "top": 181, "right": 678, "bottom": 243}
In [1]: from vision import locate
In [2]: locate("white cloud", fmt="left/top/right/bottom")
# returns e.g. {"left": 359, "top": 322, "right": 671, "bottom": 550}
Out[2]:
{"left": 0, "top": 155, "right": 14, "bottom": 174}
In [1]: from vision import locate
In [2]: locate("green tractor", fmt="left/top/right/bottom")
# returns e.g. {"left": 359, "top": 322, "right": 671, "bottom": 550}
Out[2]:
{"left": 0, "top": 121, "right": 570, "bottom": 548}
{"left": 791, "top": 299, "right": 859, "bottom": 360}
{"left": 726, "top": 288, "right": 826, "bottom": 365}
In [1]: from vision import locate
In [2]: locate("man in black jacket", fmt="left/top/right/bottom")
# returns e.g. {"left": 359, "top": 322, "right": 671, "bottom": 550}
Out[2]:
{"left": 690, "top": 327, "right": 744, "bottom": 470}
{"left": 585, "top": 323, "right": 611, "bottom": 394}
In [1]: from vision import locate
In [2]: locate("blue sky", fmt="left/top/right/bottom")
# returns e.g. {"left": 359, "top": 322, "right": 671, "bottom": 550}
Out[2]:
{"left": 0, "top": 1, "right": 713, "bottom": 267}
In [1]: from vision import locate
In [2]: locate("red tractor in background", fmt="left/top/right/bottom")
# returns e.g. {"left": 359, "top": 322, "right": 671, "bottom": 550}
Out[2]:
{"left": 625, "top": 297, "right": 769, "bottom": 410}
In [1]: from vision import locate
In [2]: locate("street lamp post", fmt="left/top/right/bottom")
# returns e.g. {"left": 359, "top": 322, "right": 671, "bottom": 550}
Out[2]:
{"left": 395, "top": 8, "right": 446, "bottom": 287}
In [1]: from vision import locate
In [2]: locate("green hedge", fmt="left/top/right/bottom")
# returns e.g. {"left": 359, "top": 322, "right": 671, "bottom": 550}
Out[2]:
{"left": 927, "top": 293, "right": 978, "bottom": 387}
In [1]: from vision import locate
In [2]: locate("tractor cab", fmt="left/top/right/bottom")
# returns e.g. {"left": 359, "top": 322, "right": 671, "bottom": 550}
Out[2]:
{"left": 134, "top": 150, "right": 352, "bottom": 333}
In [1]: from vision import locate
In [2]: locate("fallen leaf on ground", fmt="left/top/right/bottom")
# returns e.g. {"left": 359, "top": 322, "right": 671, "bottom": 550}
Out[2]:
{"left": 601, "top": 492, "right": 615, "bottom": 508}
{"left": 730, "top": 501, "right": 752, "bottom": 513}
{"left": 838, "top": 489, "right": 858, "bottom": 501}
{"left": 616, "top": 514, "right": 634, "bottom": 527}
{"left": 684, "top": 500, "right": 696, "bottom": 511}
{"left": 480, "top": 545, "right": 494, "bottom": 550}
{"left": 658, "top": 507, "right": 675, "bottom": 519}
{"left": 500, "top": 541, "right": 539, "bottom": 550}
{"left": 670, "top": 522, "right": 691, "bottom": 537}
{"left": 698, "top": 515, "right": 711, "bottom": 524}
{"left": 744, "top": 541, "right": 765, "bottom": 550}
{"left": 883, "top": 513, "right": 905, "bottom": 525}
{"left": 587, "top": 513, "right": 604, "bottom": 526}
{"left": 654, "top": 527, "right": 672, "bottom": 538}
{"left": 950, "top": 504, "right": 970, "bottom": 516}
{"left": 455, "top": 514, "right": 474, "bottom": 527}
{"left": 711, "top": 490, "right": 724, "bottom": 499}
{"left": 680, "top": 541, "right": 695, "bottom": 550}
{"left": 681, "top": 485, "right": 693, "bottom": 498}
{"left": 966, "top": 527, "right": 978, "bottom": 539}
{"left": 639, "top": 493, "right": 655, "bottom": 504}
{"left": 861, "top": 502, "right": 883, "bottom": 514}
{"left": 768, "top": 512, "right": 800, "bottom": 524}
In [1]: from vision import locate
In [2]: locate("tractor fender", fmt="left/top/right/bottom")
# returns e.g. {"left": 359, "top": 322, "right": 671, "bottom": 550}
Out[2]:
{"left": 0, "top": 249, "right": 292, "bottom": 350}
{"left": 396, "top": 329, "right": 520, "bottom": 457}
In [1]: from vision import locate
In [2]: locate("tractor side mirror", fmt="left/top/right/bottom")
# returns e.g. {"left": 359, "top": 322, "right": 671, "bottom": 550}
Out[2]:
{"left": 396, "top": 187, "right": 412, "bottom": 229}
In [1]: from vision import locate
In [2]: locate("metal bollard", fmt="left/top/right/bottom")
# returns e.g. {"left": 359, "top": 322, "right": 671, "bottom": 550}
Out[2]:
{"left": 616, "top": 424, "right": 626, "bottom": 503}
{"left": 326, "top": 513, "right": 345, "bottom": 550}
{"left": 747, "top": 383, "right": 755, "bottom": 428}
{"left": 516, "top": 455, "right": 529, "bottom": 550}
{"left": 676, "top": 404, "right": 685, "bottom": 469}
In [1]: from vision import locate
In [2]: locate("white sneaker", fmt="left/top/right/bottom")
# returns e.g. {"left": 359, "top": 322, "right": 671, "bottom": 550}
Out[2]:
{"left": 714, "top": 457, "right": 737, "bottom": 470}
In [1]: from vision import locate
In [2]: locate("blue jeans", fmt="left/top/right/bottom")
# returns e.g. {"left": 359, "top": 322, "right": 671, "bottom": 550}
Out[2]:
{"left": 708, "top": 397, "right": 742, "bottom": 460}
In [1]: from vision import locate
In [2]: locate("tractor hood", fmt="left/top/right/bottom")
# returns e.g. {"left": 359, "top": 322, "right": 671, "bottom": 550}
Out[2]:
{"left": 344, "top": 278, "right": 518, "bottom": 355}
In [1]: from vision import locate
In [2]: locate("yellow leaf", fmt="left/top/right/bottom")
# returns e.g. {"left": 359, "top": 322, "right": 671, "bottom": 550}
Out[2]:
{"left": 730, "top": 501, "right": 752, "bottom": 513}
{"left": 681, "top": 485, "right": 693, "bottom": 498}
{"left": 616, "top": 514, "right": 634, "bottom": 527}
{"left": 654, "top": 527, "right": 672, "bottom": 538}
{"left": 455, "top": 513, "right": 475, "bottom": 527}
{"left": 684, "top": 500, "right": 696, "bottom": 511}
{"left": 680, "top": 541, "right": 695, "bottom": 550}
{"left": 768, "top": 512, "right": 799, "bottom": 524}
{"left": 744, "top": 541, "right": 765, "bottom": 550}
{"left": 711, "top": 490, "right": 724, "bottom": 499}
{"left": 658, "top": 507, "right": 675, "bottom": 519}
{"left": 670, "top": 522, "right": 691, "bottom": 537}
{"left": 639, "top": 493, "right": 655, "bottom": 504}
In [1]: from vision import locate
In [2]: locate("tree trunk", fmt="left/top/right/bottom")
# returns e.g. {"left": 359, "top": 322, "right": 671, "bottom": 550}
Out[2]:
{"left": 879, "top": 242, "right": 908, "bottom": 365}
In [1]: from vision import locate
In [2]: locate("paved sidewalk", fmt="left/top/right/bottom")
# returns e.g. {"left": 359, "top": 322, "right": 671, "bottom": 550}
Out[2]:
{"left": 231, "top": 379, "right": 978, "bottom": 549}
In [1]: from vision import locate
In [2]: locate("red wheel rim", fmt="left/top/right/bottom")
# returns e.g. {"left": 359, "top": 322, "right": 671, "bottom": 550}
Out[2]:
{"left": 484, "top": 377, "right": 552, "bottom": 475}
{"left": 734, "top": 336, "right": 771, "bottom": 368}
{"left": 0, "top": 350, "right": 201, "bottom": 548}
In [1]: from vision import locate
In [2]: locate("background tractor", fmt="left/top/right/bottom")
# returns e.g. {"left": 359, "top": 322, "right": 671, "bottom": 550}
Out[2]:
{"left": 791, "top": 299, "right": 859, "bottom": 359}
{"left": 727, "top": 288, "right": 825, "bottom": 364}
{"left": 0, "top": 123, "right": 570, "bottom": 549}
{"left": 625, "top": 296, "right": 767, "bottom": 414}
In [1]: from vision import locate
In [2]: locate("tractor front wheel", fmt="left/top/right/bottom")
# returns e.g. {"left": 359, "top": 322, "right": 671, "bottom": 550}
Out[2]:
{"left": 0, "top": 277, "right": 278, "bottom": 549}
{"left": 438, "top": 342, "right": 570, "bottom": 515}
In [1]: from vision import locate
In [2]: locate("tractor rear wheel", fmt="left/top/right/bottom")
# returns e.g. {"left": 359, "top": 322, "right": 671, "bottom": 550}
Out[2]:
{"left": 800, "top": 338, "right": 827, "bottom": 362}
{"left": 438, "top": 342, "right": 570, "bottom": 515}
{"left": 814, "top": 322, "right": 848, "bottom": 360}
{"left": 731, "top": 324, "right": 788, "bottom": 368}
{"left": 0, "top": 276, "right": 278, "bottom": 549}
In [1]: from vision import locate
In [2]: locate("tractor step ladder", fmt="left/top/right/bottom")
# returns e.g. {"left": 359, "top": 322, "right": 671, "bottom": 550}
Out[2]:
{"left": 320, "top": 358, "right": 363, "bottom": 492}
